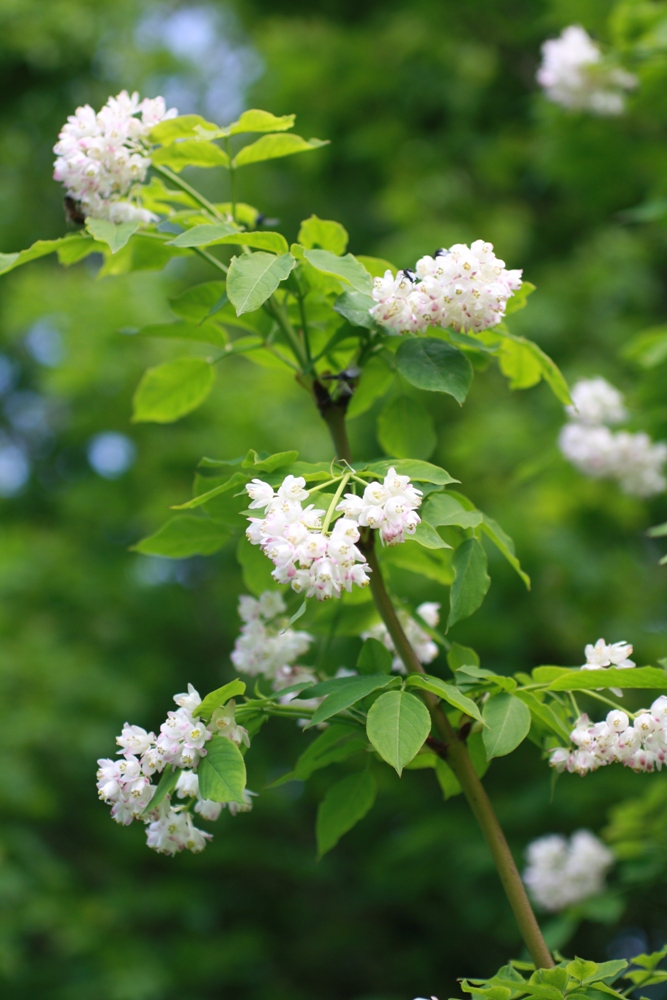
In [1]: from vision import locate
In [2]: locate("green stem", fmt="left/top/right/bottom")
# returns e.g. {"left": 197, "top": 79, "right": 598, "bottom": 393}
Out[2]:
{"left": 193, "top": 246, "right": 229, "bottom": 275}
{"left": 151, "top": 163, "right": 225, "bottom": 221}
{"left": 321, "top": 474, "right": 351, "bottom": 534}
{"left": 579, "top": 689, "right": 637, "bottom": 717}
{"left": 265, "top": 298, "right": 309, "bottom": 369}
{"left": 323, "top": 415, "right": 553, "bottom": 970}
{"left": 225, "top": 139, "right": 237, "bottom": 222}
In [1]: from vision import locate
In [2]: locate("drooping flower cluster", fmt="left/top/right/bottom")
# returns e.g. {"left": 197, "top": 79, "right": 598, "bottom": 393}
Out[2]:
{"left": 536, "top": 26, "right": 637, "bottom": 116}
{"left": 245, "top": 475, "right": 372, "bottom": 599}
{"left": 523, "top": 831, "right": 614, "bottom": 911}
{"left": 363, "top": 602, "right": 440, "bottom": 673}
{"left": 336, "top": 467, "right": 423, "bottom": 546}
{"left": 550, "top": 697, "right": 667, "bottom": 776}
{"left": 370, "top": 241, "right": 522, "bottom": 336}
{"left": 559, "top": 377, "right": 667, "bottom": 497}
{"left": 96, "top": 683, "right": 252, "bottom": 855}
{"left": 54, "top": 90, "right": 177, "bottom": 223}
{"left": 231, "top": 591, "right": 316, "bottom": 691}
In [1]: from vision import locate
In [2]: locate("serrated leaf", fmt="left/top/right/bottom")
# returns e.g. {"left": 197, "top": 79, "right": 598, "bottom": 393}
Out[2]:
{"left": 132, "top": 358, "right": 215, "bottom": 423}
{"left": 233, "top": 133, "right": 328, "bottom": 168}
{"left": 298, "top": 215, "right": 348, "bottom": 255}
{"left": 482, "top": 693, "right": 531, "bottom": 759}
{"left": 405, "top": 674, "right": 484, "bottom": 723}
{"left": 131, "top": 515, "right": 229, "bottom": 557}
{"left": 448, "top": 538, "right": 490, "bottom": 629}
{"left": 316, "top": 769, "right": 377, "bottom": 857}
{"left": 194, "top": 680, "right": 246, "bottom": 721}
{"left": 86, "top": 219, "right": 139, "bottom": 253}
{"left": 395, "top": 338, "right": 473, "bottom": 404}
{"left": 227, "top": 251, "right": 296, "bottom": 315}
{"left": 197, "top": 734, "right": 246, "bottom": 803}
{"left": 366, "top": 690, "right": 431, "bottom": 775}
{"left": 306, "top": 675, "right": 394, "bottom": 728}
{"left": 302, "top": 248, "right": 373, "bottom": 293}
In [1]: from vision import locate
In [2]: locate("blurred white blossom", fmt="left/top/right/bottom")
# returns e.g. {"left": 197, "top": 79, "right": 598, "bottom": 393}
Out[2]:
{"left": 537, "top": 26, "right": 637, "bottom": 115}
{"left": 524, "top": 830, "right": 613, "bottom": 911}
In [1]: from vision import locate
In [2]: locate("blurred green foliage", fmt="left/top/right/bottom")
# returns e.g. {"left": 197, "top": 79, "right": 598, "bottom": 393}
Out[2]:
{"left": 2, "top": 0, "right": 667, "bottom": 997}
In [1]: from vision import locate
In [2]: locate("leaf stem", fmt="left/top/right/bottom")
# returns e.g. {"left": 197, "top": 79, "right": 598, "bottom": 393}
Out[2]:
{"left": 151, "top": 163, "right": 225, "bottom": 221}
{"left": 225, "top": 138, "right": 237, "bottom": 222}
{"left": 323, "top": 413, "right": 554, "bottom": 970}
{"left": 321, "top": 473, "right": 351, "bottom": 534}
{"left": 193, "top": 246, "right": 229, "bottom": 275}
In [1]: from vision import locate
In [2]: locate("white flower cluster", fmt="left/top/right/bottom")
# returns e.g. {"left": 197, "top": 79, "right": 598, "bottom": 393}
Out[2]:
{"left": 559, "top": 377, "right": 667, "bottom": 497}
{"left": 550, "top": 696, "right": 667, "bottom": 776}
{"left": 96, "top": 683, "right": 252, "bottom": 855}
{"left": 246, "top": 475, "right": 372, "bottom": 600}
{"left": 53, "top": 90, "right": 177, "bottom": 223}
{"left": 363, "top": 602, "right": 440, "bottom": 674}
{"left": 537, "top": 26, "right": 637, "bottom": 116}
{"left": 336, "top": 467, "right": 423, "bottom": 546}
{"left": 581, "top": 637, "right": 635, "bottom": 697}
{"left": 523, "top": 831, "right": 614, "bottom": 911}
{"left": 231, "top": 591, "right": 316, "bottom": 689}
{"left": 370, "top": 241, "right": 522, "bottom": 336}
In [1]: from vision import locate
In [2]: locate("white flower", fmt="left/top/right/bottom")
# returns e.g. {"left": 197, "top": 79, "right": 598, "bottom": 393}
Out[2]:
{"left": 583, "top": 639, "right": 634, "bottom": 670}
{"left": 566, "top": 377, "right": 627, "bottom": 426}
{"left": 549, "top": 694, "right": 667, "bottom": 776}
{"left": 244, "top": 478, "right": 373, "bottom": 600}
{"left": 173, "top": 683, "right": 202, "bottom": 713}
{"left": 175, "top": 770, "right": 200, "bottom": 799}
{"left": 211, "top": 700, "right": 250, "bottom": 748}
{"left": 115, "top": 723, "right": 155, "bottom": 756}
{"left": 227, "top": 789, "right": 257, "bottom": 817}
{"left": 363, "top": 602, "right": 440, "bottom": 673}
{"left": 537, "top": 26, "right": 637, "bottom": 115}
{"left": 53, "top": 90, "right": 177, "bottom": 223}
{"left": 370, "top": 241, "right": 522, "bottom": 335}
{"left": 231, "top": 590, "right": 313, "bottom": 678}
{"left": 524, "top": 830, "right": 613, "bottom": 911}
{"left": 337, "top": 467, "right": 422, "bottom": 547}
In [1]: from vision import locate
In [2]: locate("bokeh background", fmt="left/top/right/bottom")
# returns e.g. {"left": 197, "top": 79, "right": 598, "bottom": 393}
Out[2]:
{"left": 2, "top": 0, "right": 667, "bottom": 997}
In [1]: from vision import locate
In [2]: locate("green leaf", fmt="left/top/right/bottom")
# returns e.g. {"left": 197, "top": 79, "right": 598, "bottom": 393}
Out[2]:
{"left": 504, "top": 281, "right": 536, "bottom": 316}
{"left": 499, "top": 335, "right": 571, "bottom": 405}
{"left": 298, "top": 215, "right": 348, "bottom": 255}
{"left": 346, "top": 356, "right": 395, "bottom": 417}
{"left": 152, "top": 140, "right": 230, "bottom": 172}
{"left": 306, "top": 675, "right": 395, "bottom": 727}
{"left": 447, "top": 642, "right": 480, "bottom": 671}
{"left": 86, "top": 219, "right": 139, "bottom": 253}
{"left": 482, "top": 693, "right": 531, "bottom": 759}
{"left": 356, "top": 256, "right": 397, "bottom": 278}
{"left": 567, "top": 960, "right": 600, "bottom": 983}
{"left": 168, "top": 225, "right": 289, "bottom": 255}
{"left": 302, "top": 249, "right": 373, "bottom": 293}
{"left": 241, "top": 449, "right": 300, "bottom": 472}
{"left": 132, "top": 358, "right": 215, "bottom": 423}
{"left": 547, "top": 666, "right": 667, "bottom": 691}
{"left": 333, "top": 290, "right": 377, "bottom": 330}
{"left": 357, "top": 638, "right": 393, "bottom": 675}
{"left": 380, "top": 540, "right": 454, "bottom": 585}
{"left": 165, "top": 222, "right": 238, "bottom": 246}
{"left": 197, "top": 734, "right": 246, "bottom": 803}
{"left": 422, "top": 493, "right": 483, "bottom": 529}
{"left": 172, "top": 471, "right": 248, "bottom": 511}
{"left": 448, "top": 538, "right": 490, "bottom": 629}
{"left": 131, "top": 516, "right": 229, "bottom": 558}
{"left": 272, "top": 723, "right": 368, "bottom": 785}
{"left": 194, "top": 680, "right": 246, "bottom": 722}
{"left": 0, "top": 236, "right": 82, "bottom": 275}
{"left": 405, "top": 674, "right": 484, "bottom": 724}
{"left": 149, "top": 114, "right": 220, "bottom": 144}
{"left": 479, "top": 512, "right": 531, "bottom": 589}
{"left": 647, "top": 520, "right": 667, "bottom": 538}
{"left": 236, "top": 536, "right": 276, "bottom": 596}
{"left": 226, "top": 109, "right": 295, "bottom": 136}
{"left": 227, "top": 251, "right": 296, "bottom": 315}
{"left": 435, "top": 731, "right": 489, "bottom": 799}
{"left": 395, "top": 338, "right": 474, "bottom": 405}
{"left": 624, "top": 326, "right": 667, "bottom": 369}
{"left": 143, "top": 766, "right": 179, "bottom": 815}
{"left": 377, "top": 395, "right": 436, "bottom": 460}
{"left": 363, "top": 458, "right": 457, "bottom": 485}
{"left": 412, "top": 522, "right": 450, "bottom": 550}
{"left": 316, "top": 768, "right": 377, "bottom": 857}
{"left": 134, "top": 320, "right": 228, "bottom": 348}
{"left": 515, "top": 691, "right": 572, "bottom": 742}
{"left": 169, "top": 281, "right": 227, "bottom": 321}
{"left": 233, "top": 133, "right": 328, "bottom": 168}
{"left": 98, "top": 235, "right": 188, "bottom": 276}
{"left": 366, "top": 690, "right": 431, "bottom": 775}
{"left": 627, "top": 946, "right": 667, "bottom": 971}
